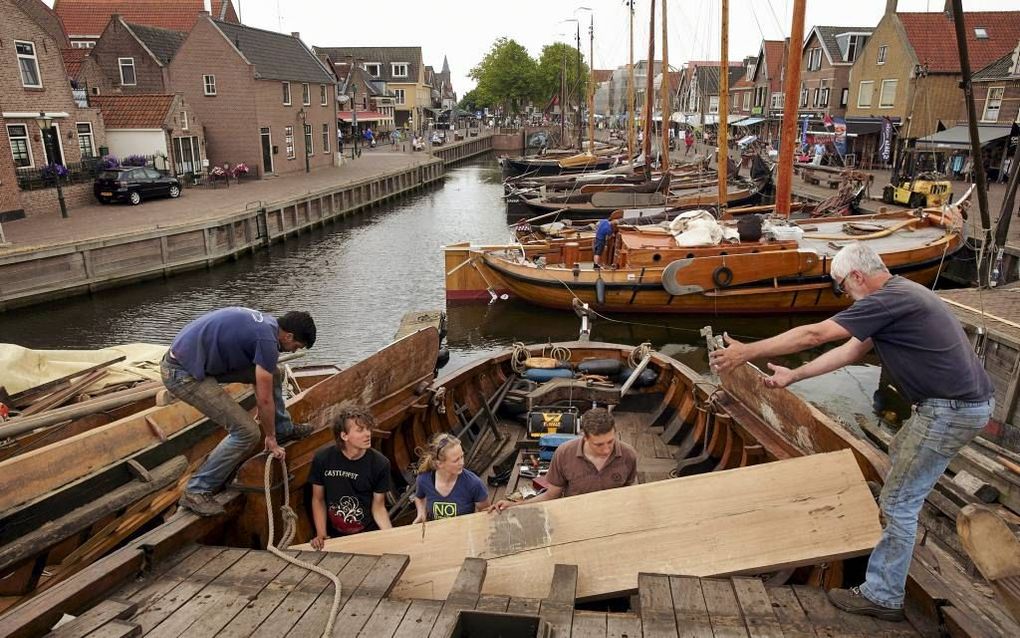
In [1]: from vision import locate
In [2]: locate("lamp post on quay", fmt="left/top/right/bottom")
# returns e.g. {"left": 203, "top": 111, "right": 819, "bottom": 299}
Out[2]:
{"left": 297, "top": 108, "right": 310, "bottom": 173}
{"left": 35, "top": 112, "right": 68, "bottom": 218}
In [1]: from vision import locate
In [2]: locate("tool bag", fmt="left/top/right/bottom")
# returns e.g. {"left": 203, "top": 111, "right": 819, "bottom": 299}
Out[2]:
{"left": 527, "top": 406, "right": 579, "bottom": 438}
{"left": 539, "top": 433, "right": 579, "bottom": 460}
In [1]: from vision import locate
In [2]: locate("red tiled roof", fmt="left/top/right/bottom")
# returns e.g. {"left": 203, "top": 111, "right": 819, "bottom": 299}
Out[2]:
{"left": 61, "top": 48, "right": 88, "bottom": 76}
{"left": 91, "top": 94, "right": 174, "bottom": 128}
{"left": 592, "top": 69, "right": 614, "bottom": 83}
{"left": 762, "top": 41, "right": 786, "bottom": 81}
{"left": 53, "top": 0, "right": 236, "bottom": 37}
{"left": 898, "top": 11, "right": 1020, "bottom": 73}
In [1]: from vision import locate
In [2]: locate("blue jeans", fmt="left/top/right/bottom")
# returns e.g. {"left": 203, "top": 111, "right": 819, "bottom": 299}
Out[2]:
{"left": 160, "top": 356, "right": 294, "bottom": 494}
{"left": 860, "top": 397, "right": 994, "bottom": 608}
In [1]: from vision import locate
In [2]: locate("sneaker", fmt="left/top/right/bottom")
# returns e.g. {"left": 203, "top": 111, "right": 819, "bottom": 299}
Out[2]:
{"left": 179, "top": 490, "right": 225, "bottom": 517}
{"left": 827, "top": 586, "right": 905, "bottom": 622}
{"left": 278, "top": 422, "right": 315, "bottom": 444}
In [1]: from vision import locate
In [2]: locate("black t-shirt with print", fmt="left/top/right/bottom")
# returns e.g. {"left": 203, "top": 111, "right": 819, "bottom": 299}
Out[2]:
{"left": 310, "top": 446, "right": 391, "bottom": 535}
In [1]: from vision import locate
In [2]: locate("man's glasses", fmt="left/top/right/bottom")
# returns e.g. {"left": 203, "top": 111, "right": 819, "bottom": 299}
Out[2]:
{"left": 833, "top": 272, "right": 850, "bottom": 295}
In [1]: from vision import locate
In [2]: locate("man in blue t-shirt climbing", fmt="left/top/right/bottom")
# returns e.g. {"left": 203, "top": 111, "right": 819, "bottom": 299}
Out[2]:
{"left": 709, "top": 242, "right": 993, "bottom": 623}
{"left": 593, "top": 210, "right": 622, "bottom": 267}
{"left": 160, "top": 307, "right": 317, "bottom": 516}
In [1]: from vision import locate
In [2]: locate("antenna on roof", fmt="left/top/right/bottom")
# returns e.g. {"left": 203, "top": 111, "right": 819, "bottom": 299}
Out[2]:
{"left": 277, "top": 0, "right": 282, "bottom": 31}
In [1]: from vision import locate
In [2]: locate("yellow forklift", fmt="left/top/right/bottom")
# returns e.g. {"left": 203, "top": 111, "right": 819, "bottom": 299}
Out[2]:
{"left": 882, "top": 147, "right": 953, "bottom": 209}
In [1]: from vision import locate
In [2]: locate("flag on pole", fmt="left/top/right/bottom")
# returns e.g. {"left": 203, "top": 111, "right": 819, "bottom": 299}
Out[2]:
{"left": 823, "top": 114, "right": 834, "bottom": 128}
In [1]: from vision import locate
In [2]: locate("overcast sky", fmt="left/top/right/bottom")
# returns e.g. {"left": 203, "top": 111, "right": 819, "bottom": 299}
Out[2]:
{"left": 51, "top": 0, "right": 1020, "bottom": 97}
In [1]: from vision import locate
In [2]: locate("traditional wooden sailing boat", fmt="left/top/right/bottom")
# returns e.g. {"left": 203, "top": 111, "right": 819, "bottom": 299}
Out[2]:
{"left": 1, "top": 323, "right": 1017, "bottom": 635}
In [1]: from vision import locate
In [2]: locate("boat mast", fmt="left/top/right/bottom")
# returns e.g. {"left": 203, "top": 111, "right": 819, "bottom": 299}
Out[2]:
{"left": 949, "top": 0, "right": 993, "bottom": 284}
{"left": 588, "top": 15, "right": 595, "bottom": 155}
{"left": 659, "top": 0, "right": 670, "bottom": 169}
{"left": 560, "top": 52, "right": 566, "bottom": 147}
{"left": 627, "top": 1, "right": 636, "bottom": 162}
{"left": 718, "top": 0, "right": 729, "bottom": 207}
{"left": 576, "top": 23, "right": 583, "bottom": 151}
{"left": 774, "top": 0, "right": 806, "bottom": 217}
{"left": 643, "top": 0, "right": 656, "bottom": 180}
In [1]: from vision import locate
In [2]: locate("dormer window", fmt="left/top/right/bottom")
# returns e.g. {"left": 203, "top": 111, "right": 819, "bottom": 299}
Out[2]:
{"left": 363, "top": 63, "right": 381, "bottom": 77}
{"left": 974, "top": 28, "right": 989, "bottom": 39}
{"left": 392, "top": 63, "right": 408, "bottom": 78}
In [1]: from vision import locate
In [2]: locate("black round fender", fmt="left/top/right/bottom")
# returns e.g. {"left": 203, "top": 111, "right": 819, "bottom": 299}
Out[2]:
{"left": 712, "top": 265, "right": 734, "bottom": 288}
{"left": 595, "top": 276, "right": 606, "bottom": 305}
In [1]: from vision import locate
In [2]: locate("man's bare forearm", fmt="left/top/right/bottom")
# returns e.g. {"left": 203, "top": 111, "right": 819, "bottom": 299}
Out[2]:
{"left": 788, "top": 339, "right": 868, "bottom": 384}
{"left": 743, "top": 324, "right": 831, "bottom": 360}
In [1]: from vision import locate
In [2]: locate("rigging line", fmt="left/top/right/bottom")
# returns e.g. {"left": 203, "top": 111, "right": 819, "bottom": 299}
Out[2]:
{"left": 747, "top": 0, "right": 768, "bottom": 41}
{"left": 763, "top": 0, "right": 786, "bottom": 37}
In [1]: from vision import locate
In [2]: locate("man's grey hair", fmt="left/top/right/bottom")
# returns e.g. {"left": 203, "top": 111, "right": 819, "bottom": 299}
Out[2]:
{"left": 831, "top": 242, "right": 889, "bottom": 280}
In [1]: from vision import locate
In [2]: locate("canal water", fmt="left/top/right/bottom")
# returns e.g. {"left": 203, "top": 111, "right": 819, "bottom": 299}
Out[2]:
{"left": 0, "top": 156, "right": 891, "bottom": 425}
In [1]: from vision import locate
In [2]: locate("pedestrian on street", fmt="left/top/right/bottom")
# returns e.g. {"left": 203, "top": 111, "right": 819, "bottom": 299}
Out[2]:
{"left": 709, "top": 242, "right": 993, "bottom": 623}
{"left": 161, "top": 308, "right": 318, "bottom": 516}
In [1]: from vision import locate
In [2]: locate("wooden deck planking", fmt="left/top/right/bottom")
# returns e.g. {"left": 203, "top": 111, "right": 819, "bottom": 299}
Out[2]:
{"left": 48, "top": 599, "right": 136, "bottom": 638}
{"left": 474, "top": 595, "right": 510, "bottom": 612}
{"left": 505, "top": 597, "right": 542, "bottom": 615}
{"left": 331, "top": 554, "right": 409, "bottom": 638}
{"left": 605, "top": 612, "right": 641, "bottom": 638}
{"left": 390, "top": 599, "right": 443, "bottom": 638}
{"left": 114, "top": 545, "right": 208, "bottom": 602}
{"left": 246, "top": 553, "right": 353, "bottom": 638}
{"left": 428, "top": 557, "right": 487, "bottom": 638}
{"left": 729, "top": 578, "right": 784, "bottom": 638}
{"left": 792, "top": 585, "right": 884, "bottom": 638}
{"left": 81, "top": 619, "right": 141, "bottom": 638}
{"left": 356, "top": 598, "right": 412, "bottom": 638}
{"left": 145, "top": 549, "right": 292, "bottom": 638}
{"left": 764, "top": 586, "right": 818, "bottom": 638}
{"left": 539, "top": 564, "right": 577, "bottom": 638}
{"left": 700, "top": 579, "right": 748, "bottom": 638}
{"left": 571, "top": 610, "right": 608, "bottom": 637}
{"left": 668, "top": 576, "right": 713, "bottom": 638}
{"left": 639, "top": 574, "right": 679, "bottom": 638}
{"left": 281, "top": 554, "right": 378, "bottom": 638}
{"left": 128, "top": 548, "right": 248, "bottom": 635}
{"left": 214, "top": 551, "right": 328, "bottom": 638}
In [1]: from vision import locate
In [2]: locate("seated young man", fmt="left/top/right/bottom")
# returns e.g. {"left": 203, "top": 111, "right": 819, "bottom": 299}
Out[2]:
{"left": 492, "top": 407, "right": 637, "bottom": 512}
{"left": 310, "top": 404, "right": 392, "bottom": 548}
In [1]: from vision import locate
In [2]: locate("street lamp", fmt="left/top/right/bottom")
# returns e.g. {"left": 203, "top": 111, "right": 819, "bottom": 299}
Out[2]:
{"left": 35, "top": 112, "right": 68, "bottom": 218}
{"left": 297, "top": 108, "right": 310, "bottom": 173}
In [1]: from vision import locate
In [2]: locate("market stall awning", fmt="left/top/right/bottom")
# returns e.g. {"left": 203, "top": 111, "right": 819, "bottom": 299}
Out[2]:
{"left": 338, "top": 110, "right": 390, "bottom": 122}
{"left": 916, "top": 125, "right": 1011, "bottom": 149}
{"left": 733, "top": 116, "right": 764, "bottom": 126}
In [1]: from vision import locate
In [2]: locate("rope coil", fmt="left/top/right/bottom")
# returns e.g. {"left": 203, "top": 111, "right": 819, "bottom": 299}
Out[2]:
{"left": 264, "top": 455, "right": 343, "bottom": 638}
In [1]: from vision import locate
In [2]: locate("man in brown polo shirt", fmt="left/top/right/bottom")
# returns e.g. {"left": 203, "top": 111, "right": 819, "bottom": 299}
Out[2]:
{"left": 492, "top": 407, "right": 638, "bottom": 511}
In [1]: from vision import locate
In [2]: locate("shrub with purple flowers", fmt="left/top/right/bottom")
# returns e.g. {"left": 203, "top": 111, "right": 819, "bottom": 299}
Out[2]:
{"left": 122, "top": 154, "right": 148, "bottom": 167}
{"left": 40, "top": 163, "right": 69, "bottom": 180}
{"left": 100, "top": 155, "right": 120, "bottom": 169}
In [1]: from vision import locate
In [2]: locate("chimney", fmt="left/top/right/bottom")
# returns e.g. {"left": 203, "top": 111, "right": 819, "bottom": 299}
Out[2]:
{"left": 886, "top": 0, "right": 897, "bottom": 15}
{"left": 291, "top": 32, "right": 301, "bottom": 40}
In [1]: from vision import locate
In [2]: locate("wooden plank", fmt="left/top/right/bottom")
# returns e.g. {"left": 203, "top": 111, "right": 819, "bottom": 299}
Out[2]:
{"left": 730, "top": 578, "right": 784, "bottom": 638}
{"left": 539, "top": 564, "right": 576, "bottom": 638}
{"left": 571, "top": 610, "right": 607, "bottom": 637}
{"left": 639, "top": 574, "right": 678, "bottom": 638}
{"left": 700, "top": 579, "right": 748, "bottom": 638}
{"left": 48, "top": 599, "right": 137, "bottom": 638}
{"left": 279, "top": 554, "right": 377, "bottom": 638}
{"left": 669, "top": 576, "right": 712, "bottom": 638}
{"left": 115, "top": 544, "right": 207, "bottom": 601}
{"left": 129, "top": 548, "right": 249, "bottom": 635}
{"left": 248, "top": 553, "right": 353, "bottom": 638}
{"left": 19, "top": 370, "right": 109, "bottom": 417}
{"left": 605, "top": 612, "right": 641, "bottom": 638}
{"left": 391, "top": 599, "right": 444, "bottom": 638}
{"left": 357, "top": 598, "right": 412, "bottom": 638}
{"left": 0, "top": 383, "right": 251, "bottom": 513}
{"left": 792, "top": 585, "right": 876, "bottom": 638}
{"left": 333, "top": 554, "right": 409, "bottom": 638}
{"left": 957, "top": 504, "right": 1020, "bottom": 624}
{"left": 297, "top": 451, "right": 881, "bottom": 600}
{"left": 506, "top": 598, "right": 542, "bottom": 616}
{"left": 81, "top": 619, "right": 140, "bottom": 638}
{"left": 7, "top": 356, "right": 126, "bottom": 406}
{"left": 474, "top": 595, "right": 510, "bottom": 612}
{"left": 429, "top": 558, "right": 488, "bottom": 638}
{"left": 764, "top": 586, "right": 816, "bottom": 638}
{"left": 216, "top": 551, "right": 328, "bottom": 638}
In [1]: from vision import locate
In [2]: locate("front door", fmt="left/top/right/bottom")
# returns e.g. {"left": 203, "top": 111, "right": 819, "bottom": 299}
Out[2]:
{"left": 42, "top": 126, "right": 63, "bottom": 165}
{"left": 260, "top": 127, "right": 273, "bottom": 175}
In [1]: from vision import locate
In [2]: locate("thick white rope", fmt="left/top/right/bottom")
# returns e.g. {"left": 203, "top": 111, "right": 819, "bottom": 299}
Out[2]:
{"left": 264, "top": 455, "right": 343, "bottom": 638}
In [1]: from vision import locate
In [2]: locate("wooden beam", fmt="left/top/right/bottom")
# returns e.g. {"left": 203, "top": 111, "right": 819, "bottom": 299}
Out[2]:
{"left": 6, "top": 356, "right": 126, "bottom": 407}
{"left": 957, "top": 504, "right": 1020, "bottom": 623}
{"left": 296, "top": 450, "right": 881, "bottom": 600}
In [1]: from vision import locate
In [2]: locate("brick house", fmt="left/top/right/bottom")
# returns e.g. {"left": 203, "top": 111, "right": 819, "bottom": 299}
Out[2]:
{"left": 679, "top": 62, "right": 742, "bottom": 128}
{"left": 315, "top": 47, "right": 431, "bottom": 132}
{"left": 167, "top": 17, "right": 337, "bottom": 178}
{"left": 750, "top": 39, "right": 788, "bottom": 142}
{"left": 330, "top": 60, "right": 396, "bottom": 139}
{"left": 846, "top": 1, "right": 1020, "bottom": 166}
{"left": 78, "top": 16, "right": 186, "bottom": 96}
{"left": 728, "top": 56, "right": 757, "bottom": 121}
{"left": 90, "top": 94, "right": 205, "bottom": 178}
{"left": 800, "top": 26, "right": 873, "bottom": 122}
{"left": 53, "top": 0, "right": 238, "bottom": 49}
{"left": 2, "top": 0, "right": 106, "bottom": 221}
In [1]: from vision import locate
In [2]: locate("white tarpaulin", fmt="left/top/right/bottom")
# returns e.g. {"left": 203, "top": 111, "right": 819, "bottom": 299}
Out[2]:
{"left": 669, "top": 210, "right": 740, "bottom": 247}
{"left": 0, "top": 343, "right": 167, "bottom": 396}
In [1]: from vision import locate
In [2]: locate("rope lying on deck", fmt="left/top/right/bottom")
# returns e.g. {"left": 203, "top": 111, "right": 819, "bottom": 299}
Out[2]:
{"left": 264, "top": 455, "right": 343, "bottom": 638}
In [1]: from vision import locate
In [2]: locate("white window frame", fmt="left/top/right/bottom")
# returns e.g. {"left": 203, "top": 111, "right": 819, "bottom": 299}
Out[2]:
{"left": 982, "top": 86, "right": 1005, "bottom": 122}
{"left": 320, "top": 84, "right": 327, "bottom": 106}
{"left": 770, "top": 93, "right": 784, "bottom": 110}
{"left": 181, "top": 111, "right": 189, "bottom": 131}
{"left": 879, "top": 79, "right": 897, "bottom": 108}
{"left": 285, "top": 125, "right": 295, "bottom": 159}
{"left": 118, "top": 57, "right": 136, "bottom": 86}
{"left": 708, "top": 95, "right": 719, "bottom": 114}
{"left": 742, "top": 91, "right": 750, "bottom": 111}
{"left": 76, "top": 122, "right": 95, "bottom": 159}
{"left": 322, "top": 123, "right": 330, "bottom": 153}
{"left": 877, "top": 45, "right": 888, "bottom": 65}
{"left": 392, "top": 63, "right": 408, "bottom": 78}
{"left": 7, "top": 124, "right": 34, "bottom": 168}
{"left": 808, "top": 48, "right": 822, "bottom": 71}
{"left": 71, "top": 40, "right": 94, "bottom": 49}
{"left": 282, "top": 81, "right": 291, "bottom": 106}
{"left": 974, "top": 27, "right": 989, "bottom": 39}
{"left": 394, "top": 88, "right": 405, "bottom": 104}
{"left": 800, "top": 87, "right": 810, "bottom": 108}
{"left": 15, "top": 40, "right": 42, "bottom": 88}
{"left": 203, "top": 74, "right": 217, "bottom": 96}
{"left": 363, "top": 62, "right": 381, "bottom": 77}
{"left": 840, "top": 87, "right": 849, "bottom": 107}
{"left": 819, "top": 79, "right": 830, "bottom": 108}
{"left": 302, "top": 83, "right": 310, "bottom": 106}
{"left": 857, "top": 80, "right": 874, "bottom": 108}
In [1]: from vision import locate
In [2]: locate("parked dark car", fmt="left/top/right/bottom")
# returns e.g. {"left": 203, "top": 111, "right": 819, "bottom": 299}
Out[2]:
{"left": 94, "top": 167, "right": 181, "bottom": 205}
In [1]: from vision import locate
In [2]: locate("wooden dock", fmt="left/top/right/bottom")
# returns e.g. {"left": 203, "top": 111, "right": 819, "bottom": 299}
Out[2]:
{"left": 44, "top": 543, "right": 919, "bottom": 638}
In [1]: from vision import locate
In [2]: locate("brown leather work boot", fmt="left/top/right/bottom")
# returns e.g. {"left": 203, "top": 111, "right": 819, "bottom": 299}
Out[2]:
{"left": 179, "top": 490, "right": 225, "bottom": 517}
{"left": 827, "top": 586, "right": 905, "bottom": 622}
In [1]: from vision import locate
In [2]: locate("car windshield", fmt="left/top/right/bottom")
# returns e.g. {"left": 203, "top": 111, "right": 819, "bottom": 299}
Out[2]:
{"left": 99, "top": 171, "right": 123, "bottom": 179}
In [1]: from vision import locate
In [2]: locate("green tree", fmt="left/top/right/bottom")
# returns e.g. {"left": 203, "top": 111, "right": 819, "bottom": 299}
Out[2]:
{"left": 458, "top": 88, "right": 487, "bottom": 113}
{"left": 469, "top": 38, "right": 539, "bottom": 115}
{"left": 535, "top": 42, "right": 589, "bottom": 111}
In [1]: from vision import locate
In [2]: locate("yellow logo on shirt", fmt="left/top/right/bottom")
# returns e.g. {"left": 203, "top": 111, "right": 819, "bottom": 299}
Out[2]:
{"left": 432, "top": 502, "right": 457, "bottom": 519}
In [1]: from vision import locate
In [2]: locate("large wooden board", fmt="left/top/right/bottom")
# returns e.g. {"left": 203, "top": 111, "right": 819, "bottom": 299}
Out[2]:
{"left": 295, "top": 450, "right": 881, "bottom": 600}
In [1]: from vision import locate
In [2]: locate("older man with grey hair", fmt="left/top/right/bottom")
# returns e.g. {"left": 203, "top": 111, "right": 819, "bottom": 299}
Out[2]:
{"left": 710, "top": 241, "right": 993, "bottom": 622}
